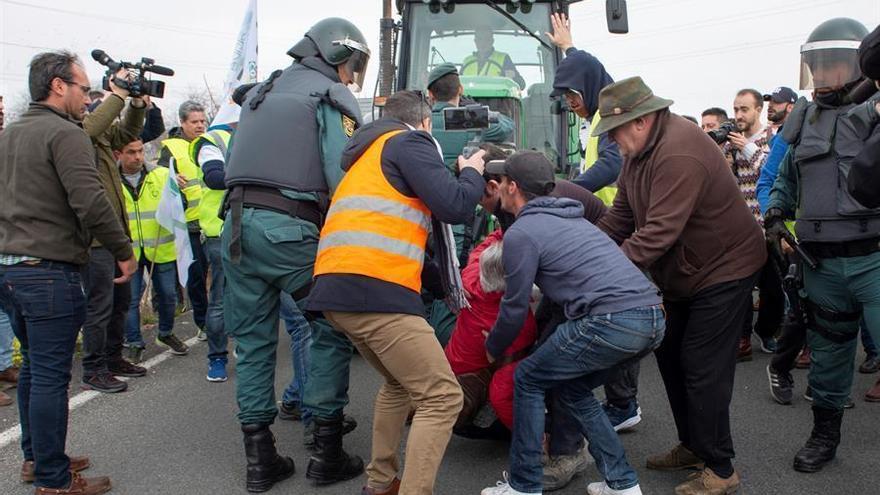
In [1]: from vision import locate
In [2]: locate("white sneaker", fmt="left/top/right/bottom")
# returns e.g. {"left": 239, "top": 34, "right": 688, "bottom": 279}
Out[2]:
{"left": 196, "top": 328, "right": 208, "bottom": 341}
{"left": 481, "top": 472, "right": 541, "bottom": 495}
{"left": 587, "top": 481, "right": 642, "bottom": 495}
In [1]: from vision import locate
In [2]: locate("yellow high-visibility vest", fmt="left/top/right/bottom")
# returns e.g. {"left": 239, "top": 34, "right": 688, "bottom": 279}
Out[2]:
{"left": 461, "top": 51, "right": 508, "bottom": 77}
{"left": 582, "top": 114, "right": 618, "bottom": 206}
{"left": 161, "top": 137, "right": 203, "bottom": 223}
{"left": 122, "top": 166, "right": 176, "bottom": 264}
{"left": 189, "top": 130, "right": 232, "bottom": 238}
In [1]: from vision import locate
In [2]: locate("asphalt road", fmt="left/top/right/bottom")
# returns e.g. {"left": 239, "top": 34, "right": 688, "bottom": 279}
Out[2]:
{"left": 0, "top": 313, "right": 878, "bottom": 495}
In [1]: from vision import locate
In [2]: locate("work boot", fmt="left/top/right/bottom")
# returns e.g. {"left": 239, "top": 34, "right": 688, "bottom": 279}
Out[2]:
{"left": 242, "top": 423, "right": 295, "bottom": 493}
{"left": 305, "top": 415, "right": 364, "bottom": 485}
{"left": 22, "top": 455, "right": 91, "bottom": 483}
{"left": 361, "top": 477, "right": 401, "bottom": 495}
{"left": 674, "top": 468, "right": 740, "bottom": 495}
{"left": 542, "top": 444, "right": 590, "bottom": 491}
{"left": 795, "top": 346, "right": 811, "bottom": 369}
{"left": 33, "top": 472, "right": 111, "bottom": 495}
{"left": 865, "top": 378, "right": 880, "bottom": 402}
{"left": 646, "top": 444, "right": 705, "bottom": 471}
{"left": 303, "top": 414, "right": 357, "bottom": 450}
{"left": 793, "top": 406, "right": 843, "bottom": 473}
{"left": 107, "top": 358, "right": 147, "bottom": 378}
{"left": 736, "top": 336, "right": 752, "bottom": 362}
{"left": 0, "top": 365, "right": 20, "bottom": 384}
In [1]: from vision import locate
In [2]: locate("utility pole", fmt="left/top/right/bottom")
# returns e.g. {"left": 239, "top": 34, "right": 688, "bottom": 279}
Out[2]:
{"left": 378, "top": 0, "right": 394, "bottom": 99}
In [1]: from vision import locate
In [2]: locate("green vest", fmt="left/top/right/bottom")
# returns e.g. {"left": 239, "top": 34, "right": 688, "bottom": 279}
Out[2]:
{"left": 161, "top": 137, "right": 203, "bottom": 223}
{"left": 461, "top": 50, "right": 508, "bottom": 77}
{"left": 123, "top": 166, "right": 176, "bottom": 264}
{"left": 189, "top": 130, "right": 232, "bottom": 238}
{"left": 582, "top": 114, "right": 618, "bottom": 206}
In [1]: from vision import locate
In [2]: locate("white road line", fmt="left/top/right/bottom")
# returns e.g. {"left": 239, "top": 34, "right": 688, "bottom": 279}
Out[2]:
{"left": 0, "top": 335, "right": 202, "bottom": 449}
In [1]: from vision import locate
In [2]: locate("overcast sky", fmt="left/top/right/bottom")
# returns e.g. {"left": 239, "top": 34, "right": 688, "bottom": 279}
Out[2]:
{"left": 2, "top": 0, "right": 879, "bottom": 122}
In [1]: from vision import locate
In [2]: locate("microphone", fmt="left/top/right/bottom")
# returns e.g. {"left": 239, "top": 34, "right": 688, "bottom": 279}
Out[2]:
{"left": 148, "top": 64, "right": 175, "bottom": 77}
{"left": 91, "top": 49, "right": 119, "bottom": 71}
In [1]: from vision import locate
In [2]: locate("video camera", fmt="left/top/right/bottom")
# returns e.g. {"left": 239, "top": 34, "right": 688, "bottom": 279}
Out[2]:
{"left": 91, "top": 49, "right": 174, "bottom": 98}
{"left": 707, "top": 120, "right": 738, "bottom": 144}
{"left": 442, "top": 104, "right": 499, "bottom": 158}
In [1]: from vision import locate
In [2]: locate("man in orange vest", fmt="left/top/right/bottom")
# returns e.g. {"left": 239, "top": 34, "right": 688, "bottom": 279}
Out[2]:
{"left": 307, "top": 90, "right": 487, "bottom": 495}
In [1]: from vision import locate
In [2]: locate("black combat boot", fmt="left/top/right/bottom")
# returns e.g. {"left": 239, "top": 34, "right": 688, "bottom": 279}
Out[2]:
{"left": 242, "top": 423, "right": 296, "bottom": 493}
{"left": 306, "top": 414, "right": 365, "bottom": 485}
{"left": 793, "top": 406, "right": 843, "bottom": 473}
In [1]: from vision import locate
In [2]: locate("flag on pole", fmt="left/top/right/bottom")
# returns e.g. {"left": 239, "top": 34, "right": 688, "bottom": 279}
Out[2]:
{"left": 156, "top": 160, "right": 194, "bottom": 287}
{"left": 211, "top": 0, "right": 258, "bottom": 126}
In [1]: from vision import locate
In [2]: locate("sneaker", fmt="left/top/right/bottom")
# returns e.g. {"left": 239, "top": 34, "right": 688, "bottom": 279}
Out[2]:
{"left": 795, "top": 346, "right": 811, "bottom": 369}
{"left": 757, "top": 335, "right": 778, "bottom": 354}
{"left": 603, "top": 400, "right": 642, "bottom": 432}
{"left": 542, "top": 445, "right": 589, "bottom": 491}
{"left": 804, "top": 386, "right": 855, "bottom": 408}
{"left": 82, "top": 372, "right": 127, "bottom": 393}
{"left": 481, "top": 472, "right": 540, "bottom": 495}
{"left": 736, "top": 336, "right": 752, "bottom": 362}
{"left": 767, "top": 365, "right": 793, "bottom": 405}
{"left": 126, "top": 345, "right": 145, "bottom": 363}
{"left": 859, "top": 354, "right": 880, "bottom": 374}
{"left": 108, "top": 359, "right": 147, "bottom": 378}
{"left": 278, "top": 401, "right": 303, "bottom": 421}
{"left": 207, "top": 358, "right": 227, "bottom": 382}
{"left": 156, "top": 334, "right": 189, "bottom": 355}
{"left": 588, "top": 481, "right": 643, "bottom": 495}
{"left": 674, "top": 468, "right": 740, "bottom": 495}
{"left": 196, "top": 327, "right": 208, "bottom": 341}
{"left": 646, "top": 444, "right": 704, "bottom": 471}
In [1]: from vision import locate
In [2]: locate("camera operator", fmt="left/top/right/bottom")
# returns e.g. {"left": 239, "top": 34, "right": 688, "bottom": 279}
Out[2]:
{"left": 700, "top": 107, "right": 728, "bottom": 133}
{"left": 77, "top": 67, "right": 149, "bottom": 392}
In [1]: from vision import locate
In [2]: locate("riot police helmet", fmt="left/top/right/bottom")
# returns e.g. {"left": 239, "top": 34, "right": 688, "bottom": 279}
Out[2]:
{"left": 800, "top": 17, "right": 868, "bottom": 90}
{"left": 287, "top": 17, "right": 371, "bottom": 91}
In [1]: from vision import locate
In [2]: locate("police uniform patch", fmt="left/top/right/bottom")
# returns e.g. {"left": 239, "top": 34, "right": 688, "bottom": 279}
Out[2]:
{"left": 342, "top": 115, "right": 356, "bottom": 137}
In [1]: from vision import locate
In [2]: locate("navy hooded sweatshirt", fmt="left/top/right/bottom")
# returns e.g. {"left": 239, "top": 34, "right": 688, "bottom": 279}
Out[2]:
{"left": 485, "top": 197, "right": 661, "bottom": 358}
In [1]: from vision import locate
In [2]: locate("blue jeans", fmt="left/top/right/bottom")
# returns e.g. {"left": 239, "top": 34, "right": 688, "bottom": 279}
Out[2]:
{"left": 0, "top": 262, "right": 86, "bottom": 489}
{"left": 0, "top": 307, "right": 13, "bottom": 370}
{"left": 203, "top": 238, "right": 228, "bottom": 360}
{"left": 126, "top": 260, "right": 177, "bottom": 347}
{"left": 509, "top": 305, "right": 665, "bottom": 493}
{"left": 280, "top": 292, "right": 312, "bottom": 421}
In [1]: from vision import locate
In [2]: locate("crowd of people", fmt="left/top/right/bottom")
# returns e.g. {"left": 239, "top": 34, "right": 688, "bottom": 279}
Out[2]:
{"left": 0, "top": 10, "right": 879, "bottom": 495}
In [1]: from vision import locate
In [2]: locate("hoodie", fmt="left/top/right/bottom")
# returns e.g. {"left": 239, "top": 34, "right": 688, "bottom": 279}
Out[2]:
{"left": 306, "top": 117, "right": 486, "bottom": 316}
{"left": 485, "top": 197, "right": 661, "bottom": 358}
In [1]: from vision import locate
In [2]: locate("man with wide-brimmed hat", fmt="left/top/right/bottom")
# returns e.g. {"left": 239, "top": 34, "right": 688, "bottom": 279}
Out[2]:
{"left": 595, "top": 76, "right": 767, "bottom": 495}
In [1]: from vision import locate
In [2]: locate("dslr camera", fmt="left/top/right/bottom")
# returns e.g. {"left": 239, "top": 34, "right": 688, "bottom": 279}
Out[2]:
{"left": 91, "top": 49, "right": 174, "bottom": 98}
{"left": 707, "top": 120, "right": 738, "bottom": 144}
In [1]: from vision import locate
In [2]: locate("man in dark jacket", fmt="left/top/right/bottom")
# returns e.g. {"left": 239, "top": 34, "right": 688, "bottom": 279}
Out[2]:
{"left": 0, "top": 50, "right": 136, "bottom": 495}
{"left": 307, "top": 90, "right": 486, "bottom": 495}
{"left": 595, "top": 76, "right": 766, "bottom": 495}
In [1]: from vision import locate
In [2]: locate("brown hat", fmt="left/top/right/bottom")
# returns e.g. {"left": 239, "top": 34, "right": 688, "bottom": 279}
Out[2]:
{"left": 591, "top": 76, "right": 674, "bottom": 137}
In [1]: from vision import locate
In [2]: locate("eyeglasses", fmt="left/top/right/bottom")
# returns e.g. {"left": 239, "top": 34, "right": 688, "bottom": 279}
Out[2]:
{"left": 61, "top": 79, "right": 91, "bottom": 94}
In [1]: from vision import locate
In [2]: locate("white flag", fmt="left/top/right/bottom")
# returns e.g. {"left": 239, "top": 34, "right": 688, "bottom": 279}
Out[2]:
{"left": 211, "top": 0, "right": 258, "bottom": 126}
{"left": 155, "top": 160, "right": 194, "bottom": 287}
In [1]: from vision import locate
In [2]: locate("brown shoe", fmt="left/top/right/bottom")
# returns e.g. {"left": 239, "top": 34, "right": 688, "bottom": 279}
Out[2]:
{"left": 33, "top": 472, "right": 110, "bottom": 495}
{"left": 647, "top": 444, "right": 705, "bottom": 471}
{"left": 736, "top": 337, "right": 752, "bottom": 363}
{"left": 361, "top": 478, "right": 401, "bottom": 495}
{"left": 865, "top": 378, "right": 880, "bottom": 402}
{"left": 795, "top": 346, "right": 811, "bottom": 369}
{"left": 0, "top": 389, "right": 12, "bottom": 406}
{"left": 22, "top": 456, "right": 91, "bottom": 483}
{"left": 0, "top": 366, "right": 19, "bottom": 384}
{"left": 674, "top": 468, "right": 740, "bottom": 495}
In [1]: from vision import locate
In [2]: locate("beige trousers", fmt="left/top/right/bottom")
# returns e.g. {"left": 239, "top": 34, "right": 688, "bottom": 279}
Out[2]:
{"left": 325, "top": 311, "right": 463, "bottom": 495}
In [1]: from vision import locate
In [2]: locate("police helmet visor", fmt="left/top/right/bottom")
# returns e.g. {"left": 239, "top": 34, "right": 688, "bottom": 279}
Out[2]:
{"left": 343, "top": 49, "right": 369, "bottom": 92}
{"left": 799, "top": 40, "right": 861, "bottom": 90}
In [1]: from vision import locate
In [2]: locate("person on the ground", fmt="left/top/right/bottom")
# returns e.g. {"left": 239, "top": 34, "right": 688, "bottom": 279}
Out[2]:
{"left": 595, "top": 76, "right": 766, "bottom": 495}
{"left": 221, "top": 17, "right": 370, "bottom": 492}
{"left": 79, "top": 68, "right": 148, "bottom": 393}
{"left": 307, "top": 90, "right": 487, "bottom": 495}
{"left": 158, "top": 101, "right": 208, "bottom": 341}
{"left": 118, "top": 138, "right": 190, "bottom": 360}
{"left": 461, "top": 26, "right": 526, "bottom": 89}
{"left": 765, "top": 17, "right": 880, "bottom": 471}
{"left": 547, "top": 13, "right": 622, "bottom": 206}
{"left": 0, "top": 49, "right": 137, "bottom": 495}
{"left": 700, "top": 107, "right": 728, "bottom": 133}
{"left": 481, "top": 150, "right": 664, "bottom": 495}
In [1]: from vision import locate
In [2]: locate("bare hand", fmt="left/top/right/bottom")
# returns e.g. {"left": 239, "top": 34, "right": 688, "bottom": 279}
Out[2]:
{"left": 114, "top": 256, "right": 137, "bottom": 284}
{"left": 727, "top": 132, "right": 748, "bottom": 151}
{"left": 546, "top": 12, "right": 574, "bottom": 52}
{"left": 175, "top": 174, "right": 188, "bottom": 189}
{"left": 109, "top": 68, "right": 132, "bottom": 99}
{"left": 458, "top": 149, "right": 487, "bottom": 175}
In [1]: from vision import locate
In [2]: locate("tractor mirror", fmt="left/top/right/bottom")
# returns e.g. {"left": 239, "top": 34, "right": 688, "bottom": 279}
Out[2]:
{"left": 606, "top": 0, "right": 629, "bottom": 34}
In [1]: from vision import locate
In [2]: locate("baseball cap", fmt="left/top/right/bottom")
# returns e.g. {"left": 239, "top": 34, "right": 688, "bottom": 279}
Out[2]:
{"left": 763, "top": 87, "right": 798, "bottom": 104}
{"left": 485, "top": 150, "right": 556, "bottom": 196}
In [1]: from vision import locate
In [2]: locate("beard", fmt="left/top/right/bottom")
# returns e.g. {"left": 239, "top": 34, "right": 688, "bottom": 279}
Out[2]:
{"left": 494, "top": 198, "right": 517, "bottom": 233}
{"left": 767, "top": 108, "right": 788, "bottom": 123}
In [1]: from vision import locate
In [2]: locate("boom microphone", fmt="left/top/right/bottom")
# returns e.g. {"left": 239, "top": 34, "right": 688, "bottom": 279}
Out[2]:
{"left": 148, "top": 64, "right": 175, "bottom": 77}
{"left": 90, "top": 49, "right": 119, "bottom": 71}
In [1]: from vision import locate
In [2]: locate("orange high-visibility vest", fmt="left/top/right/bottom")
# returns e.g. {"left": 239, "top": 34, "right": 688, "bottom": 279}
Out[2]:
{"left": 314, "top": 130, "right": 432, "bottom": 292}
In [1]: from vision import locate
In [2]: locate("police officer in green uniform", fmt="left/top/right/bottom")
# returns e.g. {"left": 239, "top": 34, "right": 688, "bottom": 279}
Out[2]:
{"left": 765, "top": 17, "right": 880, "bottom": 474}
{"left": 221, "top": 18, "right": 369, "bottom": 492}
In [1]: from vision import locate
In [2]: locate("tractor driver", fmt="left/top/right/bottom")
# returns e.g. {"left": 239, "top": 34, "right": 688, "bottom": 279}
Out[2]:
{"left": 461, "top": 26, "right": 526, "bottom": 89}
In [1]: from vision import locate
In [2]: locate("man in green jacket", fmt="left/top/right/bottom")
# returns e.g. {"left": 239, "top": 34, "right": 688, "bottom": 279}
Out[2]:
{"left": 80, "top": 69, "right": 148, "bottom": 392}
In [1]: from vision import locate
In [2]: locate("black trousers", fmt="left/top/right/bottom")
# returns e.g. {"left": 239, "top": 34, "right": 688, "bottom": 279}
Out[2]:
{"left": 741, "top": 258, "right": 785, "bottom": 339}
{"left": 656, "top": 272, "right": 758, "bottom": 467}
{"left": 186, "top": 230, "right": 208, "bottom": 329}
{"left": 82, "top": 247, "right": 130, "bottom": 375}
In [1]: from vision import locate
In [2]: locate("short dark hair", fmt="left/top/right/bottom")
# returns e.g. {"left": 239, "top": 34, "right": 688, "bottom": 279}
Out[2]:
{"left": 428, "top": 73, "right": 461, "bottom": 102}
{"left": 28, "top": 50, "right": 81, "bottom": 102}
{"left": 736, "top": 88, "right": 763, "bottom": 107}
{"left": 383, "top": 90, "right": 431, "bottom": 127}
{"left": 113, "top": 136, "right": 144, "bottom": 152}
{"left": 701, "top": 107, "right": 728, "bottom": 120}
